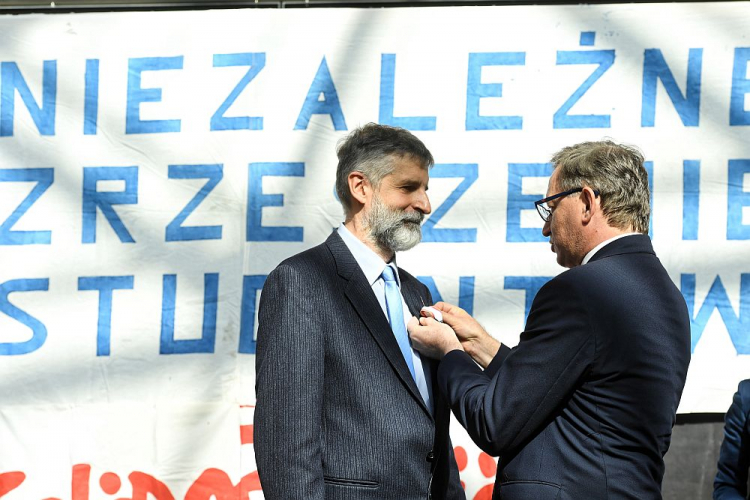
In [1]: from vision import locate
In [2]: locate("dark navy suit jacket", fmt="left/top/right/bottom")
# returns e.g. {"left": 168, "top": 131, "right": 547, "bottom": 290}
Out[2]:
{"left": 714, "top": 380, "right": 750, "bottom": 500}
{"left": 438, "top": 234, "right": 691, "bottom": 500}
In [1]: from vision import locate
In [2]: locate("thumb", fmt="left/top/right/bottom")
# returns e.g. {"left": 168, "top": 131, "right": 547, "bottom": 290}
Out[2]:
{"left": 432, "top": 301, "right": 452, "bottom": 312}
{"left": 433, "top": 301, "right": 463, "bottom": 316}
{"left": 435, "top": 307, "right": 461, "bottom": 328}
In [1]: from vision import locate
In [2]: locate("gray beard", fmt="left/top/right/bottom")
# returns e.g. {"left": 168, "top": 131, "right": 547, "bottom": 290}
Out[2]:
{"left": 364, "top": 195, "right": 424, "bottom": 253}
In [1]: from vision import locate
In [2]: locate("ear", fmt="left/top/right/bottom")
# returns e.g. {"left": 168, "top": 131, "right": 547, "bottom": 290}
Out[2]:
{"left": 580, "top": 187, "right": 598, "bottom": 224}
{"left": 348, "top": 171, "right": 371, "bottom": 206}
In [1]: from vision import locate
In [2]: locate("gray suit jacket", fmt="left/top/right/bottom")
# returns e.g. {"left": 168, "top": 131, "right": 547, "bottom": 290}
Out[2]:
{"left": 254, "top": 232, "right": 465, "bottom": 500}
{"left": 254, "top": 231, "right": 465, "bottom": 500}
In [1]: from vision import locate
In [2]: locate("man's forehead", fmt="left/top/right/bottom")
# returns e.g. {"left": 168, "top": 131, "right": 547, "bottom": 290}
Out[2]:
{"left": 386, "top": 157, "right": 428, "bottom": 179}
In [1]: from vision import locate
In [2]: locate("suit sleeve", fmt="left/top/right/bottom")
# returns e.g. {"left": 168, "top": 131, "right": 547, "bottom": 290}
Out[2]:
{"left": 714, "top": 381, "right": 750, "bottom": 500}
{"left": 254, "top": 264, "right": 325, "bottom": 500}
{"left": 437, "top": 276, "right": 594, "bottom": 457}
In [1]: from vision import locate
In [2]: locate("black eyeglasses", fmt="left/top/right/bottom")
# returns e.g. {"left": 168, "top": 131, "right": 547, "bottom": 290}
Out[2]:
{"left": 534, "top": 188, "right": 600, "bottom": 222}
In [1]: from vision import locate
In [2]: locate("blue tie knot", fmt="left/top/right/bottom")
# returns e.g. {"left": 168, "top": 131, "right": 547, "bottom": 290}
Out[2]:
{"left": 382, "top": 266, "right": 397, "bottom": 282}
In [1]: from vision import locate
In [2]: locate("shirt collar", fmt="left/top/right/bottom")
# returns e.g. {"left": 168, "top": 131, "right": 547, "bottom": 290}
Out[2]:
{"left": 337, "top": 224, "right": 399, "bottom": 286}
{"left": 581, "top": 233, "right": 640, "bottom": 265}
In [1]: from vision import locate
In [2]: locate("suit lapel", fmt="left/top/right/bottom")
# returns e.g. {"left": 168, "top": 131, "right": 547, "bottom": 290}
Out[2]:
{"left": 400, "top": 273, "right": 427, "bottom": 319}
{"left": 326, "top": 232, "right": 430, "bottom": 416}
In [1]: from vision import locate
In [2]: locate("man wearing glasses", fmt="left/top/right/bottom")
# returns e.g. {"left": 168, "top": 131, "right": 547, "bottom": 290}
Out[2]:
{"left": 409, "top": 140, "right": 691, "bottom": 499}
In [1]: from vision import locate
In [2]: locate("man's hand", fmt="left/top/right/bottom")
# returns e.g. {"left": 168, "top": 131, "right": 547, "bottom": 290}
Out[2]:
{"left": 432, "top": 302, "right": 501, "bottom": 369}
{"left": 408, "top": 316, "right": 463, "bottom": 360}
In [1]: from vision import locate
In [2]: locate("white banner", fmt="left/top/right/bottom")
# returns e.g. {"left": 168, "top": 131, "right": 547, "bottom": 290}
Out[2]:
{"left": 1, "top": 2, "right": 749, "bottom": 497}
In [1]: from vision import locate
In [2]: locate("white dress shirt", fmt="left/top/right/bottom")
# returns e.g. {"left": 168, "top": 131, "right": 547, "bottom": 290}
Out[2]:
{"left": 337, "top": 224, "right": 433, "bottom": 413}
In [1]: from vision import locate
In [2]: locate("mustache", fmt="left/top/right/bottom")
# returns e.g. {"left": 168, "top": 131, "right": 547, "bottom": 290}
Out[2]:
{"left": 398, "top": 210, "right": 424, "bottom": 224}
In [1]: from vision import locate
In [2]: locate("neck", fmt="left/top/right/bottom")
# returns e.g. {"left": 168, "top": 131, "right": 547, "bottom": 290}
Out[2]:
{"left": 344, "top": 217, "right": 394, "bottom": 262}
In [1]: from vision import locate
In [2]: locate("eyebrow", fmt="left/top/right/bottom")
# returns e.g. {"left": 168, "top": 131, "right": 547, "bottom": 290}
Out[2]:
{"left": 398, "top": 179, "right": 424, "bottom": 189}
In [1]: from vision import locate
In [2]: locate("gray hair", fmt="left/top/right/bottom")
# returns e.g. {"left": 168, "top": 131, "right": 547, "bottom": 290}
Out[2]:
{"left": 335, "top": 123, "right": 433, "bottom": 215}
{"left": 551, "top": 140, "right": 650, "bottom": 234}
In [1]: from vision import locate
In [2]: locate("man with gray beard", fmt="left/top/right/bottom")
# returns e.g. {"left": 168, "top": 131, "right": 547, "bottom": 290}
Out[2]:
{"left": 254, "top": 123, "right": 465, "bottom": 500}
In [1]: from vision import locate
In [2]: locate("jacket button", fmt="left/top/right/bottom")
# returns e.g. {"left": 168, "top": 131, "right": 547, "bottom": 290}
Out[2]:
{"left": 426, "top": 450, "right": 435, "bottom": 462}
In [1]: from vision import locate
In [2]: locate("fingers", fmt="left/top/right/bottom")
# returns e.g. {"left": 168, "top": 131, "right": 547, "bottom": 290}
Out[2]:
{"left": 408, "top": 317, "right": 433, "bottom": 342}
{"left": 435, "top": 308, "right": 464, "bottom": 331}
{"left": 432, "top": 302, "right": 467, "bottom": 325}
{"left": 420, "top": 306, "right": 443, "bottom": 323}
{"left": 419, "top": 316, "right": 438, "bottom": 327}
{"left": 408, "top": 317, "right": 433, "bottom": 353}
{"left": 433, "top": 301, "right": 457, "bottom": 313}
{"left": 409, "top": 315, "right": 463, "bottom": 359}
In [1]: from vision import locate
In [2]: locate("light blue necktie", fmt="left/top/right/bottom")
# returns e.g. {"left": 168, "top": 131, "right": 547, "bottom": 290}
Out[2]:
{"left": 381, "top": 266, "right": 416, "bottom": 381}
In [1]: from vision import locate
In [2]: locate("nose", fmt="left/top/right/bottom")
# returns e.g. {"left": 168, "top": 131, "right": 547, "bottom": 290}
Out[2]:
{"left": 542, "top": 219, "right": 551, "bottom": 237}
{"left": 414, "top": 189, "right": 432, "bottom": 215}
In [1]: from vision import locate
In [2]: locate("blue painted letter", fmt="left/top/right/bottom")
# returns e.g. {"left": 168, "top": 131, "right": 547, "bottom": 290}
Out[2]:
{"left": 0, "top": 278, "right": 49, "bottom": 355}
{"left": 211, "top": 52, "right": 265, "bottom": 131}
{"left": 554, "top": 50, "right": 614, "bottom": 129}
{"left": 466, "top": 52, "right": 525, "bottom": 130}
{"left": 160, "top": 273, "right": 219, "bottom": 354}
{"left": 295, "top": 57, "right": 347, "bottom": 131}
{"left": 730, "top": 48, "right": 750, "bottom": 126}
{"left": 247, "top": 162, "right": 304, "bottom": 242}
{"left": 126, "top": 56, "right": 183, "bottom": 134}
{"left": 78, "top": 276, "right": 135, "bottom": 356}
{"left": 82, "top": 166, "right": 139, "bottom": 243}
{"left": 379, "top": 54, "right": 436, "bottom": 131}
{"left": 166, "top": 164, "right": 223, "bottom": 242}
{"left": 683, "top": 160, "right": 700, "bottom": 240}
{"left": 84, "top": 59, "right": 99, "bottom": 135}
{"left": 507, "top": 163, "right": 553, "bottom": 242}
{"left": 728, "top": 159, "right": 750, "bottom": 240}
{"left": 642, "top": 49, "right": 702, "bottom": 127}
{"left": 682, "top": 274, "right": 750, "bottom": 353}
{"left": 0, "top": 61, "right": 57, "bottom": 136}
{"left": 0, "top": 168, "right": 53, "bottom": 245}
{"left": 422, "top": 164, "right": 478, "bottom": 243}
